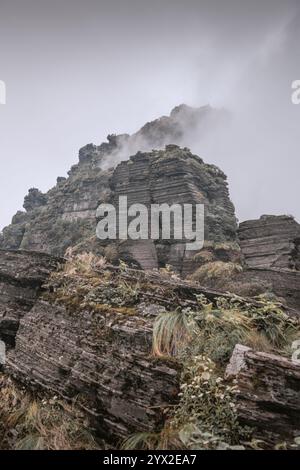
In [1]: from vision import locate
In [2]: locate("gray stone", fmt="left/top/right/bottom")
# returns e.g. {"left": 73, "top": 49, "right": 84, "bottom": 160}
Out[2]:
{"left": 0, "top": 250, "right": 61, "bottom": 346}
{"left": 226, "top": 346, "right": 300, "bottom": 444}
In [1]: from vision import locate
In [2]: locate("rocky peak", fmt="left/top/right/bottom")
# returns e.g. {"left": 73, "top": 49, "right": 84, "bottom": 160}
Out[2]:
{"left": 0, "top": 106, "right": 235, "bottom": 272}
{"left": 23, "top": 188, "right": 47, "bottom": 212}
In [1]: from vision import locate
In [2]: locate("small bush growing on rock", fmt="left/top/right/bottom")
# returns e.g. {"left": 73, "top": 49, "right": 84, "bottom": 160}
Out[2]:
{"left": 144, "top": 294, "right": 300, "bottom": 450}
{"left": 122, "top": 356, "right": 250, "bottom": 450}
{"left": 170, "top": 356, "right": 248, "bottom": 449}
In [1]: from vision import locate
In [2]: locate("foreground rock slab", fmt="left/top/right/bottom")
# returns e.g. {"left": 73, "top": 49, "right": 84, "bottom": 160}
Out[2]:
{"left": 6, "top": 299, "right": 179, "bottom": 442}
{"left": 226, "top": 344, "right": 300, "bottom": 444}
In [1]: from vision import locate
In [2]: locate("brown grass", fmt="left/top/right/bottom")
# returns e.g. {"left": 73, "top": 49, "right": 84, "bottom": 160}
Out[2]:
{"left": 0, "top": 374, "right": 100, "bottom": 450}
{"left": 191, "top": 261, "right": 242, "bottom": 286}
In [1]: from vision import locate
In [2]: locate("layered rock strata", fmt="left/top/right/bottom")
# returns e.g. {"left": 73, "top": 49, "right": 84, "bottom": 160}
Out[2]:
{"left": 238, "top": 215, "right": 300, "bottom": 270}
{"left": 226, "top": 345, "right": 300, "bottom": 444}
{"left": 230, "top": 215, "right": 300, "bottom": 311}
{"left": 0, "top": 144, "right": 237, "bottom": 275}
{"left": 0, "top": 250, "right": 61, "bottom": 346}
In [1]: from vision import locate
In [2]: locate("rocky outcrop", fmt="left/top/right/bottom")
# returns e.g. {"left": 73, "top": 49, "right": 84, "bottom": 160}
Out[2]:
{"left": 1, "top": 103, "right": 300, "bottom": 449}
{"left": 0, "top": 251, "right": 264, "bottom": 442}
{"left": 226, "top": 267, "right": 300, "bottom": 312}
{"left": 226, "top": 345, "right": 300, "bottom": 444}
{"left": 0, "top": 250, "right": 61, "bottom": 346}
{"left": 23, "top": 188, "right": 47, "bottom": 212}
{"left": 0, "top": 252, "right": 186, "bottom": 442}
{"left": 1, "top": 250, "right": 300, "bottom": 446}
{"left": 238, "top": 215, "right": 300, "bottom": 270}
{"left": 226, "top": 215, "right": 300, "bottom": 311}
{"left": 0, "top": 166, "right": 113, "bottom": 256}
{"left": 0, "top": 142, "right": 237, "bottom": 275}
{"left": 0, "top": 105, "right": 234, "bottom": 276}
{"left": 109, "top": 145, "right": 237, "bottom": 274}
{"left": 6, "top": 300, "right": 179, "bottom": 441}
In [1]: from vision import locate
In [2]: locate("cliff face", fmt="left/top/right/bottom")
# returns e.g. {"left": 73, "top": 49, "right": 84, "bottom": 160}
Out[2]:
{"left": 0, "top": 105, "right": 237, "bottom": 276}
{"left": 109, "top": 145, "right": 237, "bottom": 275}
{"left": 226, "top": 345, "right": 300, "bottom": 445}
{"left": 7, "top": 298, "right": 180, "bottom": 441}
{"left": 0, "top": 165, "right": 113, "bottom": 255}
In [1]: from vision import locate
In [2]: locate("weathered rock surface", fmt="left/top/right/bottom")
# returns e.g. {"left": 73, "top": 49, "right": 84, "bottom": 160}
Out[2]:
{"left": 227, "top": 267, "right": 300, "bottom": 312}
{"left": 0, "top": 250, "right": 61, "bottom": 346}
{"left": 226, "top": 345, "right": 300, "bottom": 444}
{"left": 226, "top": 215, "right": 300, "bottom": 311}
{"left": 1, "top": 250, "right": 300, "bottom": 445}
{"left": 0, "top": 251, "right": 182, "bottom": 441}
{"left": 0, "top": 251, "right": 262, "bottom": 442}
{"left": 238, "top": 215, "right": 300, "bottom": 270}
{"left": 23, "top": 188, "right": 47, "bottom": 212}
{"left": 109, "top": 145, "right": 237, "bottom": 274}
{"left": 6, "top": 299, "right": 179, "bottom": 441}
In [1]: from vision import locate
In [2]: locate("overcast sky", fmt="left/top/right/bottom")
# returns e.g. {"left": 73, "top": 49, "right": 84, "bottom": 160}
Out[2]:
{"left": 0, "top": 0, "right": 299, "bottom": 230}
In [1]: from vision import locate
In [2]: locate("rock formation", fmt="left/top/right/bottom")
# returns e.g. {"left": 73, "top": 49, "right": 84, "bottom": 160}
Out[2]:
{"left": 109, "top": 145, "right": 237, "bottom": 274}
{"left": 222, "top": 215, "right": 300, "bottom": 311}
{"left": 1, "top": 104, "right": 300, "bottom": 450}
{"left": 226, "top": 345, "right": 300, "bottom": 445}
{"left": 7, "top": 299, "right": 179, "bottom": 441}
{"left": 0, "top": 104, "right": 237, "bottom": 276}
{"left": 1, "top": 106, "right": 299, "bottom": 311}
{"left": 1, "top": 251, "right": 299, "bottom": 448}
{"left": 0, "top": 250, "right": 61, "bottom": 347}
{"left": 238, "top": 215, "right": 300, "bottom": 269}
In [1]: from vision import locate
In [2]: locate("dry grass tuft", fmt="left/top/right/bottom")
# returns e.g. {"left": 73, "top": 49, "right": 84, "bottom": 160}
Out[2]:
{"left": 191, "top": 261, "right": 242, "bottom": 285}
{"left": 152, "top": 310, "right": 191, "bottom": 357}
{"left": 0, "top": 374, "right": 100, "bottom": 450}
{"left": 152, "top": 294, "right": 299, "bottom": 364}
{"left": 64, "top": 252, "right": 107, "bottom": 276}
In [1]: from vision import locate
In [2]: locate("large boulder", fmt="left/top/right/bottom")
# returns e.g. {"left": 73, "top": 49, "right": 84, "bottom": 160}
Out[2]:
{"left": 226, "top": 345, "right": 300, "bottom": 445}
{"left": 225, "top": 215, "right": 300, "bottom": 311}
{"left": 238, "top": 215, "right": 300, "bottom": 270}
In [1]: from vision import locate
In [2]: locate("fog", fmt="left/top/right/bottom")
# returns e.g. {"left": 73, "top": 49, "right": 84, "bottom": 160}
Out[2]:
{"left": 0, "top": 0, "right": 299, "bottom": 230}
